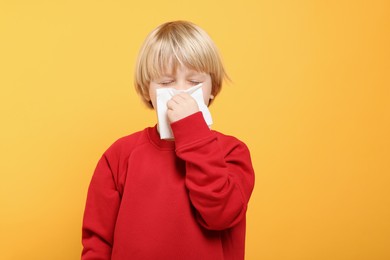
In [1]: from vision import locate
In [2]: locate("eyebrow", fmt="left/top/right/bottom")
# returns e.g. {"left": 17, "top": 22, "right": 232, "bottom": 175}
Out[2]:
{"left": 159, "top": 70, "right": 175, "bottom": 77}
{"left": 187, "top": 72, "right": 207, "bottom": 78}
{"left": 186, "top": 71, "right": 200, "bottom": 76}
{"left": 157, "top": 67, "right": 206, "bottom": 78}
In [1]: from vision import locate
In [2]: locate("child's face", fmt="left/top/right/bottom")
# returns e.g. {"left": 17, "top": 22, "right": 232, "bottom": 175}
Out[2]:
{"left": 148, "top": 65, "right": 212, "bottom": 109}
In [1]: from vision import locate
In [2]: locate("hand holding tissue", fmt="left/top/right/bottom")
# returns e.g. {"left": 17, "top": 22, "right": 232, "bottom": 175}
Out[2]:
{"left": 156, "top": 83, "right": 213, "bottom": 139}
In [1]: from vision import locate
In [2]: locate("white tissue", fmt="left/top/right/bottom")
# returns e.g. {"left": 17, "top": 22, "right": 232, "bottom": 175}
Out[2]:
{"left": 156, "top": 83, "right": 213, "bottom": 139}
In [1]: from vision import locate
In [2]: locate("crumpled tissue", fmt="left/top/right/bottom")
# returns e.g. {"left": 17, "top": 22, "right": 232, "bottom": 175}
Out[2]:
{"left": 156, "top": 83, "right": 213, "bottom": 139}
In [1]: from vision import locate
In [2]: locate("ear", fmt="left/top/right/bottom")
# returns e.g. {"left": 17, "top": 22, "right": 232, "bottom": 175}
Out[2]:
{"left": 210, "top": 95, "right": 215, "bottom": 100}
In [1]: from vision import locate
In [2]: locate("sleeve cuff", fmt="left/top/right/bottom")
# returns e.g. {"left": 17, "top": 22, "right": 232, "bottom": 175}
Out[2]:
{"left": 170, "top": 112, "right": 213, "bottom": 149}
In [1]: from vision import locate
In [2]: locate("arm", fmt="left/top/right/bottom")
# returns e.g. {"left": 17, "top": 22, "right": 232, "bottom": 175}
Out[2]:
{"left": 81, "top": 154, "right": 121, "bottom": 260}
{"left": 171, "top": 112, "right": 255, "bottom": 230}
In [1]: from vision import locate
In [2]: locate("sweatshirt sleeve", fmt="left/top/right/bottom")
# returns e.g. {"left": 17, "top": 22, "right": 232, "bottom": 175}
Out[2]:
{"left": 171, "top": 112, "right": 255, "bottom": 230}
{"left": 81, "top": 153, "right": 121, "bottom": 260}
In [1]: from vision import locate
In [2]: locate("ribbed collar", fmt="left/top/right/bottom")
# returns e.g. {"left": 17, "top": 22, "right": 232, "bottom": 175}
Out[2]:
{"left": 147, "top": 125, "right": 176, "bottom": 150}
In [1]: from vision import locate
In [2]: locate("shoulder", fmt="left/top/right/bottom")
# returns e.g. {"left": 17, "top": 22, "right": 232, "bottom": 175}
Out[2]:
{"left": 212, "top": 130, "right": 251, "bottom": 154}
{"left": 103, "top": 128, "right": 150, "bottom": 160}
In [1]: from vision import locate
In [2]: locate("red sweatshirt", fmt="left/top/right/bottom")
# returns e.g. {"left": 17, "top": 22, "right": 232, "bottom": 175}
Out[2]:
{"left": 82, "top": 112, "right": 255, "bottom": 260}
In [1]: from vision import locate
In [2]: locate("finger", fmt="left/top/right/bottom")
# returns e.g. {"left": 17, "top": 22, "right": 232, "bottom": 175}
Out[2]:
{"left": 166, "top": 99, "right": 180, "bottom": 110}
{"left": 171, "top": 93, "right": 196, "bottom": 106}
{"left": 170, "top": 93, "right": 187, "bottom": 103}
{"left": 175, "top": 92, "right": 192, "bottom": 100}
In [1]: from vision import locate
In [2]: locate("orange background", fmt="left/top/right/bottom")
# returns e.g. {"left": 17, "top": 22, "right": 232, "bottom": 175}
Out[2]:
{"left": 0, "top": 1, "right": 389, "bottom": 259}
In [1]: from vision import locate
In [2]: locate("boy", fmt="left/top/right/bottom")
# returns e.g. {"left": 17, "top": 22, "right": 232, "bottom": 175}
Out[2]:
{"left": 82, "top": 21, "right": 255, "bottom": 260}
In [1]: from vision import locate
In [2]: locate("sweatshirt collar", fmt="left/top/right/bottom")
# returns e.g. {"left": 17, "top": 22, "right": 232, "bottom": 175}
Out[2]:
{"left": 147, "top": 125, "right": 176, "bottom": 150}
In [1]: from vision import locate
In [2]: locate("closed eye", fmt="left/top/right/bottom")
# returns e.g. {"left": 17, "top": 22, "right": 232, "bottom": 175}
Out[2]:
{"left": 189, "top": 80, "right": 201, "bottom": 85}
{"left": 160, "top": 81, "right": 174, "bottom": 86}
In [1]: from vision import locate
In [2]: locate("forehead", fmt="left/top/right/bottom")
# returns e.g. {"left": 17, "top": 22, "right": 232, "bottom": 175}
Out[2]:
{"left": 161, "top": 63, "right": 205, "bottom": 76}
{"left": 152, "top": 57, "right": 206, "bottom": 79}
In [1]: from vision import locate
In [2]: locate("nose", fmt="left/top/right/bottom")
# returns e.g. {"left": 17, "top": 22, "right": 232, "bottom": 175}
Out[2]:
{"left": 173, "top": 83, "right": 188, "bottom": 91}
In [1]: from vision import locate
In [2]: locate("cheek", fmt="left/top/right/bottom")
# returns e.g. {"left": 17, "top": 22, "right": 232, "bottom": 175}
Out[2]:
{"left": 204, "top": 98, "right": 210, "bottom": 106}
{"left": 150, "top": 94, "right": 157, "bottom": 108}
{"left": 202, "top": 85, "right": 213, "bottom": 105}
{"left": 148, "top": 86, "right": 157, "bottom": 109}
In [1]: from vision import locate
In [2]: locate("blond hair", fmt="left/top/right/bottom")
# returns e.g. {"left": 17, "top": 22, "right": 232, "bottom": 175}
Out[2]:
{"left": 134, "top": 20, "right": 228, "bottom": 108}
